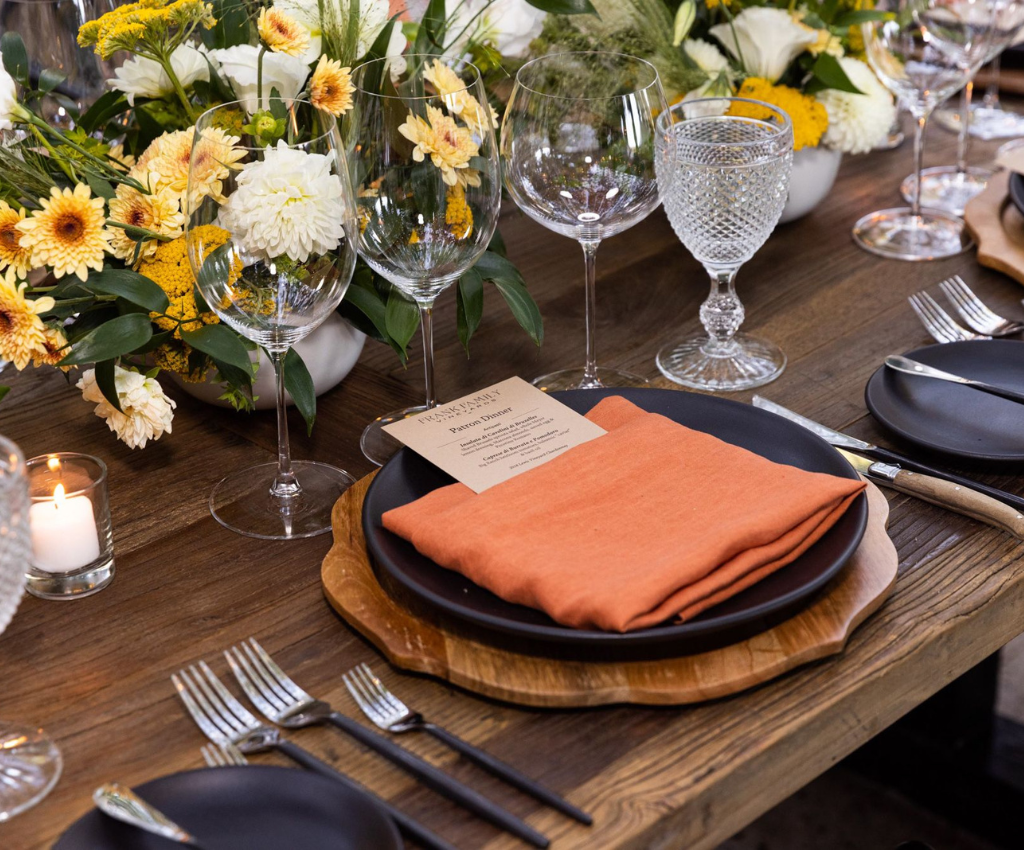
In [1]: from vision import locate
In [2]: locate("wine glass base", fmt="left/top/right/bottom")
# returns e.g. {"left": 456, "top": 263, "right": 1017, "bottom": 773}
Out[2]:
{"left": 361, "top": 405, "right": 430, "bottom": 467}
{"left": 969, "top": 107, "right": 1024, "bottom": 140}
{"left": 209, "top": 461, "right": 355, "bottom": 540}
{"left": 531, "top": 367, "right": 649, "bottom": 392}
{"left": 900, "top": 166, "right": 991, "bottom": 216}
{"left": 0, "top": 724, "right": 62, "bottom": 822}
{"left": 656, "top": 333, "right": 786, "bottom": 392}
{"left": 852, "top": 207, "right": 973, "bottom": 261}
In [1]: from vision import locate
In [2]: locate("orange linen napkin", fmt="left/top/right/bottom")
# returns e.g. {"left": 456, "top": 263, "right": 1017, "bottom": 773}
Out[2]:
{"left": 382, "top": 396, "right": 866, "bottom": 633}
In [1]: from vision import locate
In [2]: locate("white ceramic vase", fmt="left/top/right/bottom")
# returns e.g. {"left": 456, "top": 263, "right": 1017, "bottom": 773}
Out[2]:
{"left": 169, "top": 313, "right": 365, "bottom": 409}
{"left": 779, "top": 146, "right": 842, "bottom": 224}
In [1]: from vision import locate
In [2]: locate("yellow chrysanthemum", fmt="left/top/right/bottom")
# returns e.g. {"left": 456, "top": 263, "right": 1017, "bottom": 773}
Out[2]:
{"left": 423, "top": 59, "right": 497, "bottom": 138}
{"left": 108, "top": 182, "right": 185, "bottom": 265}
{"left": 149, "top": 126, "right": 245, "bottom": 205}
{"left": 0, "top": 279, "right": 54, "bottom": 369}
{"left": 398, "top": 105, "right": 480, "bottom": 188}
{"left": 257, "top": 8, "right": 309, "bottom": 56}
{"left": 16, "top": 184, "right": 111, "bottom": 282}
{"left": 33, "top": 326, "right": 70, "bottom": 370}
{"left": 309, "top": 55, "right": 353, "bottom": 117}
{"left": 0, "top": 202, "right": 34, "bottom": 282}
{"left": 731, "top": 78, "right": 828, "bottom": 151}
{"left": 107, "top": 143, "right": 136, "bottom": 172}
{"left": 445, "top": 186, "right": 473, "bottom": 240}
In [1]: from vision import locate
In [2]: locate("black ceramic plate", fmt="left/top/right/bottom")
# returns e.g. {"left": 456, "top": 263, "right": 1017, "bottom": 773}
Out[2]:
{"left": 54, "top": 766, "right": 402, "bottom": 850}
{"left": 362, "top": 388, "right": 868, "bottom": 651}
{"left": 865, "top": 340, "right": 1024, "bottom": 462}
{"left": 1009, "top": 171, "right": 1024, "bottom": 218}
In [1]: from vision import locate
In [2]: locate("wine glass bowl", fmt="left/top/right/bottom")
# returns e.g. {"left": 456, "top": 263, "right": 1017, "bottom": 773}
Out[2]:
{"left": 655, "top": 98, "right": 793, "bottom": 392}
{"left": 186, "top": 101, "right": 358, "bottom": 539}
{"left": 500, "top": 51, "right": 666, "bottom": 391}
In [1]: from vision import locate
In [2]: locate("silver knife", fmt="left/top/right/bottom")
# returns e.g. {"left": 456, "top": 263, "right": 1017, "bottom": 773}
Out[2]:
{"left": 837, "top": 449, "right": 1024, "bottom": 540}
{"left": 751, "top": 395, "right": 1024, "bottom": 514}
{"left": 885, "top": 355, "right": 1024, "bottom": 405}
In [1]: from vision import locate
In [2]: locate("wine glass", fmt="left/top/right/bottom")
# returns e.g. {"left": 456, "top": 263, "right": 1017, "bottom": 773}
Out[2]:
{"left": 853, "top": 0, "right": 998, "bottom": 260}
{"left": 654, "top": 98, "right": 793, "bottom": 392}
{"left": 346, "top": 55, "right": 501, "bottom": 466}
{"left": 500, "top": 51, "right": 666, "bottom": 392}
{"left": 969, "top": 55, "right": 1024, "bottom": 138}
{"left": 0, "top": 435, "right": 63, "bottom": 820}
{"left": 186, "top": 101, "right": 358, "bottom": 539}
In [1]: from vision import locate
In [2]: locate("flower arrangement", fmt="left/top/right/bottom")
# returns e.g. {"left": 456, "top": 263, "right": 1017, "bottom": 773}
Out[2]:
{"left": 535, "top": 0, "right": 896, "bottom": 155}
{"left": 0, "top": 0, "right": 575, "bottom": 447}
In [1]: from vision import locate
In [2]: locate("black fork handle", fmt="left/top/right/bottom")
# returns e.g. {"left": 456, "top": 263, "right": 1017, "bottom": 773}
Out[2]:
{"left": 274, "top": 739, "right": 458, "bottom": 850}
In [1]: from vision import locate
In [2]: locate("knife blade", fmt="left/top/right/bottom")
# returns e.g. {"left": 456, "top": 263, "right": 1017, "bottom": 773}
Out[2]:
{"left": 837, "top": 449, "right": 1024, "bottom": 540}
{"left": 751, "top": 395, "right": 1024, "bottom": 514}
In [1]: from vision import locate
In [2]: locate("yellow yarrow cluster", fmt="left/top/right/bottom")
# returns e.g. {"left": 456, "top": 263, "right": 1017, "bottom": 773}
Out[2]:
{"left": 445, "top": 187, "right": 473, "bottom": 240}
{"left": 731, "top": 78, "right": 828, "bottom": 151}
{"left": 77, "top": 0, "right": 215, "bottom": 59}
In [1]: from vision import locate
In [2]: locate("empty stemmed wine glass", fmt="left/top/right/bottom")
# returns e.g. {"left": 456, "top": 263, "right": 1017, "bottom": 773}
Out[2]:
{"left": 186, "top": 101, "right": 358, "bottom": 539}
{"left": 500, "top": 51, "right": 667, "bottom": 391}
{"left": 346, "top": 55, "right": 501, "bottom": 466}
{"left": 654, "top": 98, "right": 793, "bottom": 392}
{"left": 854, "top": 0, "right": 998, "bottom": 260}
{"left": 0, "top": 435, "right": 63, "bottom": 819}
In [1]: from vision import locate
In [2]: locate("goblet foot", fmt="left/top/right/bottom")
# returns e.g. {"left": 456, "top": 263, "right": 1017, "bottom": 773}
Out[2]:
{"left": 968, "top": 106, "right": 1024, "bottom": 140}
{"left": 0, "top": 724, "right": 62, "bottom": 821}
{"left": 361, "top": 405, "right": 431, "bottom": 467}
{"left": 852, "top": 207, "right": 973, "bottom": 261}
{"left": 900, "top": 166, "right": 991, "bottom": 216}
{"left": 531, "top": 366, "right": 649, "bottom": 392}
{"left": 656, "top": 333, "right": 786, "bottom": 392}
{"left": 210, "top": 461, "right": 355, "bottom": 539}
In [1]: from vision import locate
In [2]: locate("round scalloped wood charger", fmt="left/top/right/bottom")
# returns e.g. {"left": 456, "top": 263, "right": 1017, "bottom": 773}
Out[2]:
{"left": 321, "top": 474, "right": 897, "bottom": 707}
{"left": 964, "top": 170, "right": 1024, "bottom": 285}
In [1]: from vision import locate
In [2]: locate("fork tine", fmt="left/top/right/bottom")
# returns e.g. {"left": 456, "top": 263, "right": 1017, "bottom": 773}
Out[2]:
{"left": 239, "top": 642, "right": 300, "bottom": 707}
{"left": 952, "top": 275, "right": 1002, "bottom": 322}
{"left": 343, "top": 669, "right": 388, "bottom": 726}
{"left": 909, "top": 293, "right": 955, "bottom": 343}
{"left": 940, "top": 277, "right": 989, "bottom": 328}
{"left": 359, "top": 664, "right": 408, "bottom": 716}
{"left": 222, "top": 742, "right": 248, "bottom": 765}
{"left": 353, "top": 665, "right": 393, "bottom": 715}
{"left": 173, "top": 670, "right": 231, "bottom": 744}
{"left": 194, "top": 661, "right": 260, "bottom": 729}
{"left": 920, "top": 292, "right": 969, "bottom": 341}
{"left": 247, "top": 639, "right": 313, "bottom": 703}
{"left": 201, "top": 744, "right": 225, "bottom": 767}
{"left": 225, "top": 647, "right": 286, "bottom": 719}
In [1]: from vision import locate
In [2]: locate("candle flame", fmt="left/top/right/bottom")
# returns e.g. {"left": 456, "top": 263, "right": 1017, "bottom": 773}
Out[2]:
{"left": 53, "top": 483, "right": 66, "bottom": 507}
{"left": 47, "top": 456, "right": 61, "bottom": 472}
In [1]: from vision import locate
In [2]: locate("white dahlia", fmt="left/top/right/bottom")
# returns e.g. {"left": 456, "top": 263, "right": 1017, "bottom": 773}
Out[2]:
{"left": 78, "top": 365, "right": 176, "bottom": 449}
{"left": 816, "top": 58, "right": 896, "bottom": 154}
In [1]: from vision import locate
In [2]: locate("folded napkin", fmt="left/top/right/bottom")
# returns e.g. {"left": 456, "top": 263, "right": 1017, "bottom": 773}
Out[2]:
{"left": 383, "top": 396, "right": 866, "bottom": 633}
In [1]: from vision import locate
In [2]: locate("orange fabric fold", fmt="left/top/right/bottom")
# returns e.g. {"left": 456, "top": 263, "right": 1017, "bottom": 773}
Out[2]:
{"left": 382, "top": 396, "right": 866, "bottom": 633}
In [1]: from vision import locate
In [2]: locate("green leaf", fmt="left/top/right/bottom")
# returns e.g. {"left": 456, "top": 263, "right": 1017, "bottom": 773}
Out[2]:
{"left": 456, "top": 268, "right": 484, "bottom": 355}
{"left": 415, "top": 0, "right": 447, "bottom": 52}
{"left": 94, "top": 359, "right": 122, "bottom": 413}
{"left": 59, "top": 313, "right": 153, "bottom": 365}
{"left": 180, "top": 324, "right": 254, "bottom": 374}
{"left": 385, "top": 289, "right": 420, "bottom": 353}
{"left": 85, "top": 171, "right": 116, "bottom": 201}
{"left": 1, "top": 33, "right": 29, "bottom": 86}
{"left": 37, "top": 68, "right": 66, "bottom": 95}
{"left": 809, "top": 52, "right": 863, "bottom": 95}
{"left": 85, "top": 268, "right": 170, "bottom": 313}
{"left": 832, "top": 9, "right": 889, "bottom": 26}
{"left": 0, "top": 386, "right": 9, "bottom": 404}
{"left": 210, "top": 357, "right": 254, "bottom": 394}
{"left": 203, "top": 0, "right": 250, "bottom": 49}
{"left": 284, "top": 348, "right": 316, "bottom": 435}
{"left": 78, "top": 91, "right": 130, "bottom": 135}
{"left": 523, "top": 0, "right": 596, "bottom": 14}
{"left": 341, "top": 279, "right": 389, "bottom": 340}
{"left": 487, "top": 227, "right": 507, "bottom": 258}
{"left": 64, "top": 305, "right": 119, "bottom": 340}
{"left": 364, "top": 15, "right": 400, "bottom": 63}
{"left": 491, "top": 278, "right": 543, "bottom": 346}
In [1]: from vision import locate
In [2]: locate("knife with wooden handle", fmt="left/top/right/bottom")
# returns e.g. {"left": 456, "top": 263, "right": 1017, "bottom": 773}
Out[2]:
{"left": 837, "top": 449, "right": 1024, "bottom": 540}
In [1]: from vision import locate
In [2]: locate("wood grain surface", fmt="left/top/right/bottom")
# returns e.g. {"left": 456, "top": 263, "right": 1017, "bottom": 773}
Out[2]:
{"left": 964, "top": 170, "right": 1024, "bottom": 284}
{"left": 2, "top": 122, "right": 1024, "bottom": 850}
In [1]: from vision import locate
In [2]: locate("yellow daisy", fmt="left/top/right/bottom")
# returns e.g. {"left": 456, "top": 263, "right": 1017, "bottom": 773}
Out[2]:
{"left": 16, "top": 185, "right": 111, "bottom": 282}
{"left": 257, "top": 8, "right": 309, "bottom": 57}
{"left": 309, "top": 55, "right": 354, "bottom": 117}
{"left": 398, "top": 105, "right": 479, "bottom": 187}
{"left": 0, "top": 202, "right": 34, "bottom": 282}
{"left": 108, "top": 182, "right": 185, "bottom": 265}
{"left": 33, "top": 325, "right": 70, "bottom": 370}
{"left": 0, "top": 279, "right": 54, "bottom": 369}
{"left": 423, "top": 59, "right": 498, "bottom": 137}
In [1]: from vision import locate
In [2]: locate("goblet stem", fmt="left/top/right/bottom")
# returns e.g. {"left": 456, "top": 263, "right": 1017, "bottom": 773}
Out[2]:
{"left": 700, "top": 267, "right": 745, "bottom": 353}
{"left": 983, "top": 55, "right": 1001, "bottom": 109}
{"left": 910, "top": 112, "right": 928, "bottom": 218}
{"left": 269, "top": 350, "right": 300, "bottom": 503}
{"left": 581, "top": 239, "right": 600, "bottom": 387}
{"left": 419, "top": 301, "right": 437, "bottom": 409}
{"left": 956, "top": 80, "right": 973, "bottom": 174}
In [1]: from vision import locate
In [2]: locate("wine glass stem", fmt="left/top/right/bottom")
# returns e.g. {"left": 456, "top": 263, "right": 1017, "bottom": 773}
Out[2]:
{"left": 984, "top": 55, "right": 1001, "bottom": 109}
{"left": 420, "top": 302, "right": 437, "bottom": 410}
{"left": 700, "top": 267, "right": 744, "bottom": 352}
{"left": 581, "top": 239, "right": 600, "bottom": 382}
{"left": 269, "top": 350, "right": 300, "bottom": 501}
{"left": 911, "top": 112, "right": 927, "bottom": 218}
{"left": 956, "top": 80, "right": 973, "bottom": 175}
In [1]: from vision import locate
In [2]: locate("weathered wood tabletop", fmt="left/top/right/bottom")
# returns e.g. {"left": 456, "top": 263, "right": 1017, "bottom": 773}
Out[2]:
{"left": 3, "top": 125, "right": 1024, "bottom": 850}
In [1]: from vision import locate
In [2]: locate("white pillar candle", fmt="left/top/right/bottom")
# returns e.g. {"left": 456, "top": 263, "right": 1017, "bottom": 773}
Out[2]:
{"left": 29, "top": 483, "right": 101, "bottom": 574}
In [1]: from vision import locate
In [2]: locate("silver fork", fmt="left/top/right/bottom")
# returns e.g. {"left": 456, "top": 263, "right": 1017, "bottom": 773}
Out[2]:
{"left": 224, "top": 638, "right": 548, "bottom": 848}
{"left": 908, "top": 291, "right": 991, "bottom": 343}
{"left": 345, "top": 663, "right": 592, "bottom": 825}
{"left": 172, "top": 662, "right": 456, "bottom": 850}
{"left": 201, "top": 742, "right": 247, "bottom": 767}
{"left": 938, "top": 275, "right": 1024, "bottom": 337}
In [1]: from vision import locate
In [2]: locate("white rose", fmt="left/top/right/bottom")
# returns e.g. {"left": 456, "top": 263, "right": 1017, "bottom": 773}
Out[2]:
{"left": 209, "top": 45, "right": 310, "bottom": 113}
{"left": 445, "top": 0, "right": 546, "bottom": 58}
{"left": 710, "top": 7, "right": 817, "bottom": 83}
{"left": 78, "top": 365, "right": 176, "bottom": 449}
{"left": 816, "top": 57, "right": 896, "bottom": 155}
{"left": 108, "top": 44, "right": 211, "bottom": 106}
{"left": 0, "top": 51, "right": 20, "bottom": 131}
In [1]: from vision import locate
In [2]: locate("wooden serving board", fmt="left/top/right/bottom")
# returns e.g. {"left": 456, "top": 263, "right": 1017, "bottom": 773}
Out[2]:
{"left": 321, "top": 475, "right": 898, "bottom": 707}
{"left": 964, "top": 170, "right": 1024, "bottom": 286}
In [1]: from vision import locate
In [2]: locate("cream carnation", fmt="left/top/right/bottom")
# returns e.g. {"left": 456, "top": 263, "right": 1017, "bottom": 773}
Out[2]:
{"left": 218, "top": 141, "right": 346, "bottom": 263}
{"left": 78, "top": 365, "right": 176, "bottom": 449}
{"left": 209, "top": 45, "right": 309, "bottom": 113}
{"left": 816, "top": 58, "right": 896, "bottom": 154}
{"left": 108, "top": 44, "right": 210, "bottom": 105}
{"left": 710, "top": 7, "right": 817, "bottom": 83}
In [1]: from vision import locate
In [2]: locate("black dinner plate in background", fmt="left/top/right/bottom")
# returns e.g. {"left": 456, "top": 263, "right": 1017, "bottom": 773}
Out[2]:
{"left": 54, "top": 766, "right": 402, "bottom": 850}
{"left": 1008, "top": 171, "right": 1024, "bottom": 219}
{"left": 362, "top": 387, "right": 868, "bottom": 655}
{"left": 865, "top": 340, "right": 1024, "bottom": 462}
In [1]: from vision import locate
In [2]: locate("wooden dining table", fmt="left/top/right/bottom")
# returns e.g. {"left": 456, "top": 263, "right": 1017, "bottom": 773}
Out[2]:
{"left": 3, "top": 124, "right": 1024, "bottom": 850}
